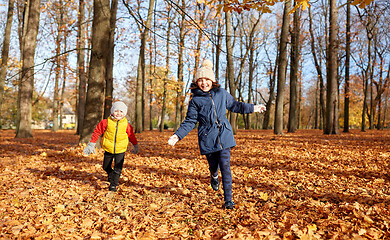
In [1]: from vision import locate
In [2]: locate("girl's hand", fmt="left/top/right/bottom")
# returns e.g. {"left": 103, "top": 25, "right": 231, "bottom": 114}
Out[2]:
{"left": 254, "top": 104, "right": 266, "bottom": 113}
{"left": 168, "top": 134, "right": 179, "bottom": 147}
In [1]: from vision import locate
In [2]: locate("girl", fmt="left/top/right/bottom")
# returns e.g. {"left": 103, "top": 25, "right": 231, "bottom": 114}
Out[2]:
{"left": 168, "top": 60, "right": 265, "bottom": 209}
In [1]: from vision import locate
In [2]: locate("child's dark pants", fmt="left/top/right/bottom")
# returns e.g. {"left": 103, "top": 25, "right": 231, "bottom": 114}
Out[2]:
{"left": 103, "top": 151, "right": 125, "bottom": 187}
{"left": 206, "top": 148, "right": 232, "bottom": 203}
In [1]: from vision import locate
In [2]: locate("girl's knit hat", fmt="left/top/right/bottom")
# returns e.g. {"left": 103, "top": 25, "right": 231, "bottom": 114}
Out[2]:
{"left": 195, "top": 59, "right": 216, "bottom": 82}
{"left": 111, "top": 101, "right": 128, "bottom": 116}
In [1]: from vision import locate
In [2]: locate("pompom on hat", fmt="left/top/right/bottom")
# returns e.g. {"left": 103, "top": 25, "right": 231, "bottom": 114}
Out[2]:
{"left": 111, "top": 101, "right": 128, "bottom": 116}
{"left": 195, "top": 59, "right": 216, "bottom": 82}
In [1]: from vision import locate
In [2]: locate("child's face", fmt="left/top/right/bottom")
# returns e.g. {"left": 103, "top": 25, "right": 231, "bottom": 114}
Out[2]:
{"left": 113, "top": 110, "right": 125, "bottom": 120}
{"left": 197, "top": 78, "right": 213, "bottom": 92}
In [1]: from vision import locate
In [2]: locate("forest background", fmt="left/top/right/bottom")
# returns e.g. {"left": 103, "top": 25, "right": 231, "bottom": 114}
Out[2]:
{"left": 0, "top": 0, "right": 389, "bottom": 139}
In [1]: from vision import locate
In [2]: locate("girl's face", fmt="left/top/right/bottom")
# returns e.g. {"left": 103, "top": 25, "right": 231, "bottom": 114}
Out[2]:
{"left": 197, "top": 78, "right": 213, "bottom": 92}
{"left": 113, "top": 110, "right": 125, "bottom": 120}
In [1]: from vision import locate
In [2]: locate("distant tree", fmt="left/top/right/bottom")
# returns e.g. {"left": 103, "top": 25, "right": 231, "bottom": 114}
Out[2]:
{"left": 174, "top": 0, "right": 187, "bottom": 131}
{"left": 123, "top": 0, "right": 155, "bottom": 133}
{"left": 160, "top": 4, "right": 175, "bottom": 132}
{"left": 308, "top": 7, "right": 325, "bottom": 130}
{"left": 16, "top": 0, "right": 41, "bottom": 138}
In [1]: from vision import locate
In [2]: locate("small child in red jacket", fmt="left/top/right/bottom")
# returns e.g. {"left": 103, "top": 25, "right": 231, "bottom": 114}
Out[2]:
{"left": 83, "top": 101, "right": 138, "bottom": 192}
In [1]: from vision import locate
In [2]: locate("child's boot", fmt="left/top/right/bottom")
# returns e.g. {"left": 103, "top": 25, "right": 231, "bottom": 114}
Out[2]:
{"left": 210, "top": 175, "right": 219, "bottom": 191}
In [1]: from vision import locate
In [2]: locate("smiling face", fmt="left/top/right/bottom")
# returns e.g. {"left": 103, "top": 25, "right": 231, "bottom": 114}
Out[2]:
{"left": 196, "top": 78, "right": 213, "bottom": 92}
{"left": 112, "top": 110, "right": 125, "bottom": 120}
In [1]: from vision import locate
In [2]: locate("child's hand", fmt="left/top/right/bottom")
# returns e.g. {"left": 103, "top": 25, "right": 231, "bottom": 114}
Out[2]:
{"left": 254, "top": 104, "right": 266, "bottom": 113}
{"left": 83, "top": 142, "right": 96, "bottom": 155}
{"left": 132, "top": 143, "right": 139, "bottom": 154}
{"left": 168, "top": 134, "right": 179, "bottom": 147}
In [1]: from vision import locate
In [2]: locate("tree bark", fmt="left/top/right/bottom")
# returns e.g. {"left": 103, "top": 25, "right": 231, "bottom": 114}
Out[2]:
{"left": 76, "top": 0, "right": 87, "bottom": 135}
{"left": 0, "top": 0, "right": 15, "bottom": 127}
{"left": 133, "top": 0, "right": 155, "bottom": 133}
{"left": 343, "top": 0, "right": 350, "bottom": 132}
{"left": 104, "top": 0, "right": 118, "bottom": 119}
{"left": 288, "top": 4, "right": 300, "bottom": 133}
{"left": 79, "top": 0, "right": 110, "bottom": 144}
{"left": 160, "top": 6, "right": 173, "bottom": 132}
{"left": 324, "top": 0, "right": 339, "bottom": 134}
{"left": 175, "top": 0, "right": 186, "bottom": 131}
{"left": 53, "top": 0, "right": 64, "bottom": 132}
{"left": 274, "top": 0, "right": 291, "bottom": 135}
{"left": 309, "top": 7, "right": 326, "bottom": 130}
{"left": 16, "top": 0, "right": 40, "bottom": 138}
{"left": 225, "top": 10, "right": 237, "bottom": 134}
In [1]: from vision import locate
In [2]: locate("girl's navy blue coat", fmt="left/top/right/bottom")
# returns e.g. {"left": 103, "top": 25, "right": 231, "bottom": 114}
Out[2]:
{"left": 175, "top": 84, "right": 254, "bottom": 155}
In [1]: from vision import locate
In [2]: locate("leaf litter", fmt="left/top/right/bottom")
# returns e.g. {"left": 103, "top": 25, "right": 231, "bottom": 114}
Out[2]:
{"left": 0, "top": 129, "right": 389, "bottom": 239}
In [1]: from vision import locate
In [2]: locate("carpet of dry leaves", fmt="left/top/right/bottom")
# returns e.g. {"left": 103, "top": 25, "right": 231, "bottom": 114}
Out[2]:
{"left": 1, "top": 129, "right": 389, "bottom": 239}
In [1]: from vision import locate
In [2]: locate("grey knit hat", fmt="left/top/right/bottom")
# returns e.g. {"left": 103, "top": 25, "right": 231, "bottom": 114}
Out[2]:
{"left": 194, "top": 59, "right": 216, "bottom": 82}
{"left": 111, "top": 101, "right": 128, "bottom": 116}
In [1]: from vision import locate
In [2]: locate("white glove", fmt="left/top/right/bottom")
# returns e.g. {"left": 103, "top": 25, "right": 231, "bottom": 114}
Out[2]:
{"left": 83, "top": 142, "right": 96, "bottom": 155}
{"left": 168, "top": 134, "right": 179, "bottom": 147}
{"left": 254, "top": 104, "right": 266, "bottom": 113}
{"left": 132, "top": 143, "right": 139, "bottom": 154}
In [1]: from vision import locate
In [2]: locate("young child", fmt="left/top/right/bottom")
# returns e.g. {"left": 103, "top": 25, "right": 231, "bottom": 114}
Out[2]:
{"left": 83, "top": 101, "right": 139, "bottom": 192}
{"left": 168, "top": 59, "right": 265, "bottom": 209}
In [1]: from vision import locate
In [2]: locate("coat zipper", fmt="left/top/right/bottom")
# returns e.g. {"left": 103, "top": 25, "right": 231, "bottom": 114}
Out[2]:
{"left": 114, "top": 120, "right": 119, "bottom": 154}
{"left": 209, "top": 93, "right": 223, "bottom": 150}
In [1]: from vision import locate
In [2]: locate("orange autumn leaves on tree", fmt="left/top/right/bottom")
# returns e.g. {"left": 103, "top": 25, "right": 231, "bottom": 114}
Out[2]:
{"left": 203, "top": 0, "right": 376, "bottom": 14}
{"left": 1, "top": 129, "right": 390, "bottom": 239}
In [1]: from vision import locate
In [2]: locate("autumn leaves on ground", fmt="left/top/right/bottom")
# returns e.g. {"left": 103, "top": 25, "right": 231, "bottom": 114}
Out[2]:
{"left": 1, "top": 129, "right": 389, "bottom": 239}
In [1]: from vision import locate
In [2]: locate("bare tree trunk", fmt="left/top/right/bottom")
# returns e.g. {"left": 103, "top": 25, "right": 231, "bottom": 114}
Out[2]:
{"left": 324, "top": 0, "right": 339, "bottom": 134}
{"left": 131, "top": 0, "right": 155, "bottom": 133}
{"left": 0, "top": 0, "right": 15, "bottom": 127}
{"left": 103, "top": 0, "right": 118, "bottom": 119}
{"left": 226, "top": 10, "right": 237, "bottom": 134}
{"left": 309, "top": 7, "right": 326, "bottom": 130}
{"left": 79, "top": 0, "right": 110, "bottom": 144}
{"left": 262, "top": 52, "right": 277, "bottom": 129}
{"left": 343, "top": 0, "right": 351, "bottom": 132}
{"left": 175, "top": 0, "right": 185, "bottom": 131}
{"left": 76, "top": 0, "right": 86, "bottom": 135}
{"left": 16, "top": 0, "right": 40, "bottom": 138}
{"left": 274, "top": 0, "right": 291, "bottom": 135}
{"left": 53, "top": 0, "right": 64, "bottom": 132}
{"left": 60, "top": 36, "right": 68, "bottom": 129}
{"left": 160, "top": 6, "right": 173, "bottom": 132}
{"left": 288, "top": 4, "right": 300, "bottom": 133}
